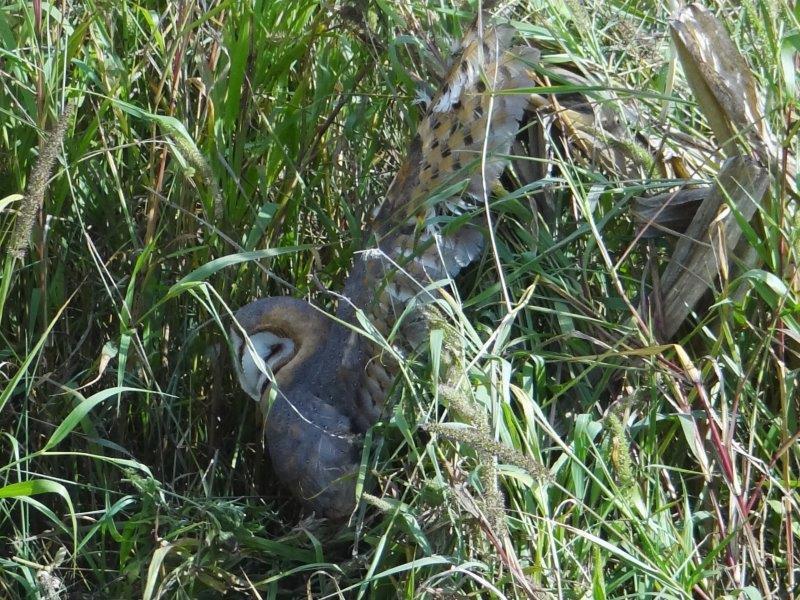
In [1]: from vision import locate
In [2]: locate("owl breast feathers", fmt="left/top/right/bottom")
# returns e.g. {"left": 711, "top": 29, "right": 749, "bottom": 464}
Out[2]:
{"left": 231, "top": 20, "right": 538, "bottom": 518}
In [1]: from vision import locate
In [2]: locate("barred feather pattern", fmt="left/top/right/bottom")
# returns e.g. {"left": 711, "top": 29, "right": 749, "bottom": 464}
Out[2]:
{"left": 339, "top": 27, "right": 539, "bottom": 421}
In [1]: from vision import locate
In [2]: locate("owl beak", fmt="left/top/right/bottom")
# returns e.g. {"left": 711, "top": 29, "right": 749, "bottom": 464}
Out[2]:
{"left": 230, "top": 328, "right": 262, "bottom": 402}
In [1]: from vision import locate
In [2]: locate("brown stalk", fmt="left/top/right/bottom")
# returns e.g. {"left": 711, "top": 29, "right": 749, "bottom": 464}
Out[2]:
{"left": 9, "top": 104, "right": 74, "bottom": 260}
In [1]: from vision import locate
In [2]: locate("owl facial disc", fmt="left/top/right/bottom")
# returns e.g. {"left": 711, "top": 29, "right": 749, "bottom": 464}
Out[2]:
{"left": 233, "top": 329, "right": 295, "bottom": 402}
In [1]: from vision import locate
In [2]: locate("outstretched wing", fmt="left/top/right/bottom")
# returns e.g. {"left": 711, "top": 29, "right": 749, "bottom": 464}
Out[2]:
{"left": 339, "top": 22, "right": 538, "bottom": 332}
{"left": 330, "top": 21, "right": 539, "bottom": 422}
{"left": 371, "top": 24, "right": 539, "bottom": 236}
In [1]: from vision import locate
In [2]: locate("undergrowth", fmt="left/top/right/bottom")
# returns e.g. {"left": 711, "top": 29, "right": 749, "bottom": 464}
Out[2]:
{"left": 1, "top": 0, "right": 798, "bottom": 598}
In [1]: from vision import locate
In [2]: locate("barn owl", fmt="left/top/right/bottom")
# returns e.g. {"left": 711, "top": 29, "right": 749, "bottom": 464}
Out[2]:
{"left": 231, "top": 20, "right": 538, "bottom": 518}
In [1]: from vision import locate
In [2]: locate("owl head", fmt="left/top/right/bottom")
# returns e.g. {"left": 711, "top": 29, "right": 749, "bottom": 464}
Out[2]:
{"left": 230, "top": 296, "right": 366, "bottom": 519}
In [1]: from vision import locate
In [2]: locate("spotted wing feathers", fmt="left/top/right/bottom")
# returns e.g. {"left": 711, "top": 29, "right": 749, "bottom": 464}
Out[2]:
{"left": 373, "top": 26, "right": 539, "bottom": 231}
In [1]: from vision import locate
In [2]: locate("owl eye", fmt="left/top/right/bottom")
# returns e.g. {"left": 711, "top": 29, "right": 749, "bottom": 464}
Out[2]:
{"left": 234, "top": 330, "right": 295, "bottom": 402}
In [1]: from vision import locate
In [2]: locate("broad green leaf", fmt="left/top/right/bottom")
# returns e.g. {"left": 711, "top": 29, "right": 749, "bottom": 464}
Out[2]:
{"left": 170, "top": 246, "right": 312, "bottom": 292}
{"left": 0, "top": 479, "right": 77, "bottom": 560}
{"left": 43, "top": 386, "right": 151, "bottom": 451}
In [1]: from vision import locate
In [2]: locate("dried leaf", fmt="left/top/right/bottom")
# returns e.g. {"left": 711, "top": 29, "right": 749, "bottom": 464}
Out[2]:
{"left": 653, "top": 156, "right": 770, "bottom": 340}
{"left": 670, "top": 4, "right": 773, "bottom": 162}
{"left": 633, "top": 187, "right": 708, "bottom": 238}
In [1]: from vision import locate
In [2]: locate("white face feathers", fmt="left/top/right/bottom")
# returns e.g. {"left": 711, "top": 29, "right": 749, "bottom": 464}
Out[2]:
{"left": 232, "top": 329, "right": 296, "bottom": 402}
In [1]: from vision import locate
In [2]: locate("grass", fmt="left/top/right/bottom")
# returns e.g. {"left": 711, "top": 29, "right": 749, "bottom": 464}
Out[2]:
{"left": 1, "top": 0, "right": 798, "bottom": 598}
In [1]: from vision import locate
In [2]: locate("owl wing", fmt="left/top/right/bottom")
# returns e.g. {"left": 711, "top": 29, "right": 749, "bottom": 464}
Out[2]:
{"left": 330, "top": 22, "right": 539, "bottom": 421}
{"left": 371, "top": 25, "right": 539, "bottom": 237}
{"left": 341, "top": 23, "right": 538, "bottom": 331}
{"left": 265, "top": 388, "right": 362, "bottom": 519}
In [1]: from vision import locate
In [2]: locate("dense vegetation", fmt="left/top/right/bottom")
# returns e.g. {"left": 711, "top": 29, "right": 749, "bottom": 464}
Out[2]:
{"left": 1, "top": 0, "right": 797, "bottom": 597}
